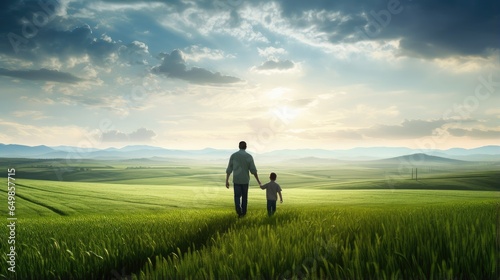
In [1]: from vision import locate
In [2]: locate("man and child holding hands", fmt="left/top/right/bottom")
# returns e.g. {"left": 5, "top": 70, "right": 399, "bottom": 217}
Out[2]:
{"left": 226, "top": 141, "right": 283, "bottom": 217}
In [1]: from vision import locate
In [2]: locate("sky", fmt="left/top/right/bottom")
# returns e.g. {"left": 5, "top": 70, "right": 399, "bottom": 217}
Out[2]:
{"left": 0, "top": 0, "right": 499, "bottom": 152}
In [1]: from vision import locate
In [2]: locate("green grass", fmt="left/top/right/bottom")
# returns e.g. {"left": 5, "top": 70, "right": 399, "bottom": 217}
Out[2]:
{"left": 0, "top": 202, "right": 497, "bottom": 279}
{"left": 2, "top": 210, "right": 237, "bottom": 279}
{"left": 139, "top": 203, "right": 498, "bottom": 279}
{"left": 0, "top": 159, "right": 498, "bottom": 279}
{"left": 1, "top": 178, "right": 497, "bottom": 217}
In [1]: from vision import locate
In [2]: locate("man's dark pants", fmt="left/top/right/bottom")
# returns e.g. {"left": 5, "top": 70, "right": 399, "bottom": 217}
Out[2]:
{"left": 233, "top": 183, "right": 248, "bottom": 216}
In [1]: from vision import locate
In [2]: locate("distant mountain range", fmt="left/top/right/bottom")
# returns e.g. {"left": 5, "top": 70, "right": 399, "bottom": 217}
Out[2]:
{"left": 0, "top": 143, "right": 499, "bottom": 162}
{"left": 0, "top": 144, "right": 234, "bottom": 161}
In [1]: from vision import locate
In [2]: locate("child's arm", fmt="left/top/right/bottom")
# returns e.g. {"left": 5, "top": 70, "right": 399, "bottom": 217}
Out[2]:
{"left": 278, "top": 191, "right": 283, "bottom": 203}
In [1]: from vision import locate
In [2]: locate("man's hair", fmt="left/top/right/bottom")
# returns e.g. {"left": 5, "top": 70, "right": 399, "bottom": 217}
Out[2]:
{"left": 270, "top": 172, "right": 277, "bottom": 180}
{"left": 239, "top": 141, "right": 247, "bottom": 150}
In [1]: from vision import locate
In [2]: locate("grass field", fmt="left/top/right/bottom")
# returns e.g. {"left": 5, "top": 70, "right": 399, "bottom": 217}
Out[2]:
{"left": 0, "top": 158, "right": 498, "bottom": 279}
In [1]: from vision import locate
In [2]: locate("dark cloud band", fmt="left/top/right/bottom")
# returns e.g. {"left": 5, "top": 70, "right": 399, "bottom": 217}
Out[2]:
{"left": 274, "top": 0, "right": 499, "bottom": 58}
{"left": 0, "top": 68, "right": 83, "bottom": 83}
{"left": 152, "top": 49, "right": 241, "bottom": 84}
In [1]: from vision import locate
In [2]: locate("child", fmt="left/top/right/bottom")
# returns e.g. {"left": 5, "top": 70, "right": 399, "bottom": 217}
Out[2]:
{"left": 260, "top": 172, "right": 283, "bottom": 216}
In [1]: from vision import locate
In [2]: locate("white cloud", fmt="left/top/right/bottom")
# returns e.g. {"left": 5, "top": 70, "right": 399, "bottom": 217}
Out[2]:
{"left": 1, "top": 0, "right": 499, "bottom": 150}
{"left": 101, "top": 127, "right": 156, "bottom": 142}
{"left": 158, "top": 5, "right": 268, "bottom": 43}
{"left": 88, "top": 2, "right": 165, "bottom": 12}
{"left": 100, "top": 33, "right": 113, "bottom": 43}
{"left": 118, "top": 41, "right": 150, "bottom": 65}
{"left": 240, "top": 2, "right": 353, "bottom": 56}
{"left": 258, "top": 47, "right": 287, "bottom": 58}
{"left": 12, "top": 110, "right": 49, "bottom": 120}
{"left": 433, "top": 53, "right": 500, "bottom": 74}
{"left": 353, "top": 104, "right": 400, "bottom": 118}
{"left": 182, "top": 45, "right": 233, "bottom": 62}
{"left": 0, "top": 119, "right": 91, "bottom": 146}
{"left": 66, "top": 55, "right": 91, "bottom": 69}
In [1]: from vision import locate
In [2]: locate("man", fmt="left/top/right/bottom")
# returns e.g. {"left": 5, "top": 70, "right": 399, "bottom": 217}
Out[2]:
{"left": 226, "top": 141, "right": 262, "bottom": 218}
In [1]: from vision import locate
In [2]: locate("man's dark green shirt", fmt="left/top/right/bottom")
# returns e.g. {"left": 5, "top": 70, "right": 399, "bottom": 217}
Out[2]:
{"left": 226, "top": 149, "right": 257, "bottom": 184}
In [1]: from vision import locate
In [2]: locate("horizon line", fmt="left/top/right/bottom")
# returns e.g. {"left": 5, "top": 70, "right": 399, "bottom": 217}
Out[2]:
{"left": 1, "top": 142, "right": 499, "bottom": 153}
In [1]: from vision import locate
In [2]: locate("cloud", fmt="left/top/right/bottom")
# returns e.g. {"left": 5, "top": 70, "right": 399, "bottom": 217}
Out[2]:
{"left": 258, "top": 47, "right": 287, "bottom": 58}
{"left": 182, "top": 45, "right": 233, "bottom": 62}
{"left": 118, "top": 41, "right": 150, "bottom": 65}
{"left": 129, "top": 128, "right": 157, "bottom": 141}
{"left": 0, "top": 68, "right": 83, "bottom": 83}
{"left": 0, "top": 0, "right": 68, "bottom": 55}
{"left": 6, "top": 0, "right": 495, "bottom": 70}
{"left": 39, "top": 24, "right": 119, "bottom": 64}
{"left": 152, "top": 49, "right": 241, "bottom": 84}
{"left": 326, "top": 130, "right": 364, "bottom": 140}
{"left": 273, "top": 0, "right": 499, "bottom": 58}
{"left": 88, "top": 1, "right": 165, "bottom": 12}
{"left": 101, "top": 128, "right": 156, "bottom": 142}
{"left": 0, "top": 118, "right": 89, "bottom": 146}
{"left": 362, "top": 119, "right": 451, "bottom": 139}
{"left": 12, "top": 110, "right": 49, "bottom": 120}
{"left": 0, "top": 1, "right": 126, "bottom": 67}
{"left": 447, "top": 128, "right": 500, "bottom": 139}
{"left": 291, "top": 118, "right": 458, "bottom": 141}
{"left": 254, "top": 45, "right": 296, "bottom": 73}
{"left": 2, "top": 5, "right": 118, "bottom": 64}
{"left": 253, "top": 59, "right": 298, "bottom": 74}
{"left": 256, "top": 59, "right": 295, "bottom": 71}
{"left": 392, "top": 1, "right": 499, "bottom": 58}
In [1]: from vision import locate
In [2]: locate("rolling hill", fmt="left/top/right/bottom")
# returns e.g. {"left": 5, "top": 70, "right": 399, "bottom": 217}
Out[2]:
{"left": 377, "top": 153, "right": 466, "bottom": 165}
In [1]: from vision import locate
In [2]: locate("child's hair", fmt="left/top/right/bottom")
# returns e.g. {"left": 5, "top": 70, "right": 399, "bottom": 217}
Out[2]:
{"left": 270, "top": 172, "right": 277, "bottom": 180}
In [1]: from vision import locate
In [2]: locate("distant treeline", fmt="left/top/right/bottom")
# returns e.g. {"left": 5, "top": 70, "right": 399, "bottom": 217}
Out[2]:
{"left": 126, "top": 166, "right": 190, "bottom": 169}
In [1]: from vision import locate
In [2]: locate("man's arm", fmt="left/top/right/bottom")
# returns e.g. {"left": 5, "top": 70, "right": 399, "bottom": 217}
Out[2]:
{"left": 248, "top": 157, "right": 261, "bottom": 186}
{"left": 226, "top": 155, "right": 233, "bottom": 189}
{"left": 253, "top": 173, "right": 262, "bottom": 187}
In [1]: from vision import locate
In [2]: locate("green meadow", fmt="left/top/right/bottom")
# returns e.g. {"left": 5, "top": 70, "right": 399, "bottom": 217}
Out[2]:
{"left": 0, "top": 158, "right": 498, "bottom": 279}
